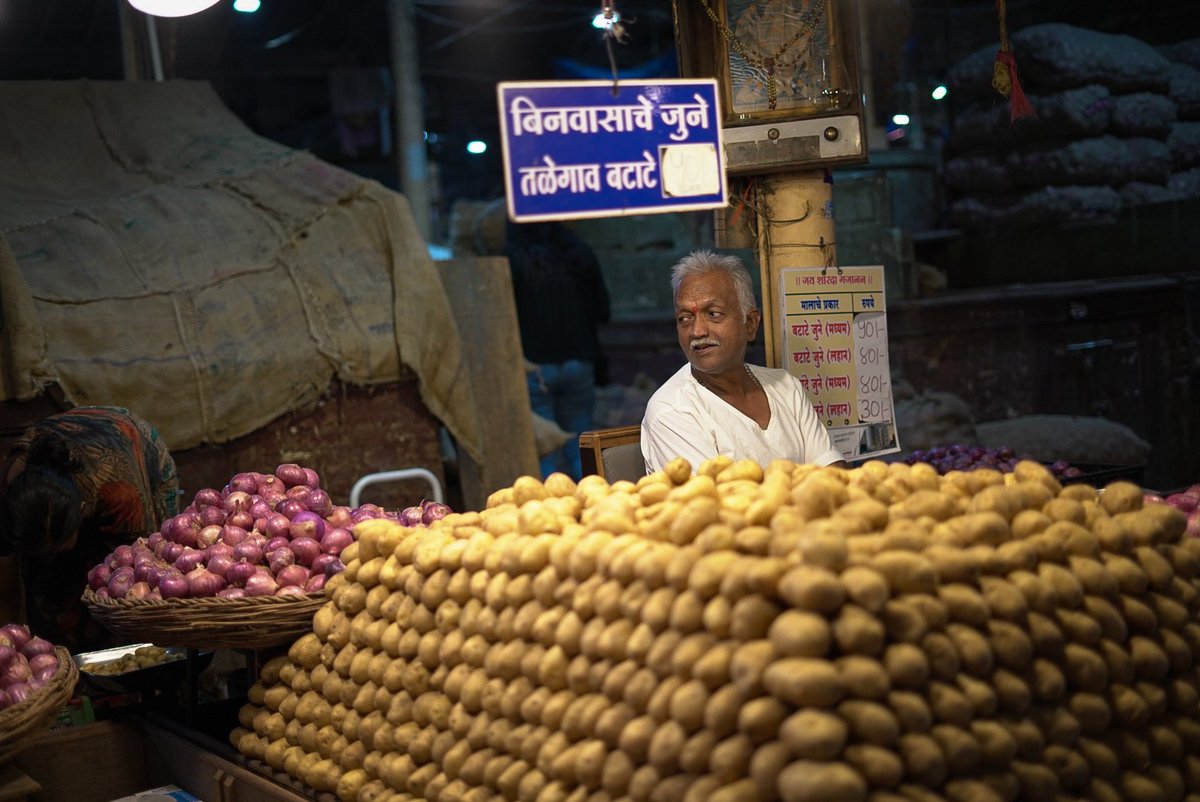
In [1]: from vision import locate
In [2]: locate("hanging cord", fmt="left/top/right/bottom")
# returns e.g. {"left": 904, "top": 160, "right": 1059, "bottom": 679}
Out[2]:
{"left": 991, "top": 0, "right": 1034, "bottom": 121}
{"left": 600, "top": 1, "right": 625, "bottom": 96}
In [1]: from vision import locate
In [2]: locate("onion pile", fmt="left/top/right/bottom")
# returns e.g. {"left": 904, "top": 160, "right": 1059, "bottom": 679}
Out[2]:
{"left": 1145, "top": 482, "right": 1200, "bottom": 538}
{"left": 87, "top": 464, "right": 451, "bottom": 601}
{"left": 0, "top": 623, "right": 60, "bottom": 711}
{"left": 904, "top": 445, "right": 1084, "bottom": 478}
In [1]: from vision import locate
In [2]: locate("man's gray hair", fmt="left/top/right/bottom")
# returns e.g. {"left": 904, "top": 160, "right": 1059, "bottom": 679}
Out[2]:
{"left": 670, "top": 249, "right": 757, "bottom": 318}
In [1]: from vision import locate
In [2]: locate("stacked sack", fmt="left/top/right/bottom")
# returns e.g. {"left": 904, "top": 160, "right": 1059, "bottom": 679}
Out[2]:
{"left": 230, "top": 458, "right": 1200, "bottom": 802}
{"left": 1157, "top": 38, "right": 1200, "bottom": 201}
{"left": 944, "top": 24, "right": 1200, "bottom": 228}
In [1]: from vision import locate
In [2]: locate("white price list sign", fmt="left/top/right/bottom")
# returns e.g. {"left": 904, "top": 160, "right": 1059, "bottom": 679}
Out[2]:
{"left": 778, "top": 265, "right": 900, "bottom": 462}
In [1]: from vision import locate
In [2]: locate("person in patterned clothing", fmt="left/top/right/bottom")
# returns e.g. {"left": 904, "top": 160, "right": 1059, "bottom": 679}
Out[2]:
{"left": 0, "top": 406, "right": 178, "bottom": 650}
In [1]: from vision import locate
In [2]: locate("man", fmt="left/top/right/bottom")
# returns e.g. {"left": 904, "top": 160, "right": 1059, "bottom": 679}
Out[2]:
{"left": 641, "top": 250, "right": 846, "bottom": 472}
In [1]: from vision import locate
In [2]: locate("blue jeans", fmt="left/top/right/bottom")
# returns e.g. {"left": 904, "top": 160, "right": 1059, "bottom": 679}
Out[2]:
{"left": 528, "top": 359, "right": 595, "bottom": 481}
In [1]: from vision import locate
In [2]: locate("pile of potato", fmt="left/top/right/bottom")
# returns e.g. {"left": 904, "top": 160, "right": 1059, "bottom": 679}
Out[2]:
{"left": 231, "top": 457, "right": 1200, "bottom": 802}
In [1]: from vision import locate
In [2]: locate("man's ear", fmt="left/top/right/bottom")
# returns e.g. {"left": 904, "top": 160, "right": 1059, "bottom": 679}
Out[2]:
{"left": 746, "top": 308, "right": 762, "bottom": 341}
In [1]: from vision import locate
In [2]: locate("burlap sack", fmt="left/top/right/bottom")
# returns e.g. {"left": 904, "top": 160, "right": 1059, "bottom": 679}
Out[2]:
{"left": 0, "top": 80, "right": 481, "bottom": 459}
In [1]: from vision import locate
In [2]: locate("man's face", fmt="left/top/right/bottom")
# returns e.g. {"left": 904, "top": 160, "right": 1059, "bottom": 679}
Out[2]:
{"left": 675, "top": 270, "right": 761, "bottom": 376}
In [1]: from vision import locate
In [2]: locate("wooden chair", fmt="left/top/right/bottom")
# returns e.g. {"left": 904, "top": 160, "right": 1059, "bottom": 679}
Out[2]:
{"left": 578, "top": 425, "right": 645, "bottom": 483}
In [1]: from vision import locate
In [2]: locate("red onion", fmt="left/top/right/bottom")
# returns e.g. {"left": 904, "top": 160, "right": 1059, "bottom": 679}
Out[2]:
{"left": 285, "top": 486, "right": 311, "bottom": 505}
{"left": 157, "top": 570, "right": 189, "bottom": 598}
{"left": 319, "top": 528, "right": 353, "bottom": 556}
{"left": 0, "top": 688, "right": 10, "bottom": 709}
{"left": 224, "top": 491, "right": 253, "bottom": 515}
{"left": 31, "top": 664, "right": 57, "bottom": 686}
{"left": 399, "top": 506, "right": 424, "bottom": 527}
{"left": 5, "top": 683, "right": 30, "bottom": 705}
{"left": 174, "top": 548, "right": 206, "bottom": 574}
{"left": 2, "top": 658, "right": 32, "bottom": 686}
{"left": 275, "top": 463, "right": 308, "bottom": 488}
{"left": 226, "top": 561, "right": 258, "bottom": 587}
{"left": 94, "top": 587, "right": 111, "bottom": 600}
{"left": 227, "top": 510, "right": 255, "bottom": 530}
{"left": 257, "top": 474, "right": 286, "bottom": 495}
{"left": 289, "top": 537, "right": 322, "bottom": 567}
{"left": 276, "top": 564, "right": 311, "bottom": 588}
{"left": 276, "top": 499, "right": 307, "bottom": 521}
{"left": 169, "top": 513, "right": 201, "bottom": 547}
{"left": 108, "top": 567, "right": 136, "bottom": 599}
{"left": 219, "top": 524, "right": 249, "bottom": 546}
{"left": 132, "top": 547, "right": 157, "bottom": 565}
{"left": 245, "top": 532, "right": 268, "bottom": 550}
{"left": 248, "top": 497, "right": 273, "bottom": 520}
{"left": 326, "top": 506, "right": 353, "bottom": 529}
{"left": 197, "top": 525, "right": 222, "bottom": 548}
{"left": 351, "top": 504, "right": 384, "bottom": 523}
{"left": 1167, "top": 494, "right": 1199, "bottom": 513}
{"left": 263, "top": 513, "right": 292, "bottom": 539}
{"left": 206, "top": 553, "right": 236, "bottom": 579}
{"left": 306, "top": 489, "right": 333, "bottom": 517}
{"left": 146, "top": 531, "right": 164, "bottom": 549}
{"left": 277, "top": 585, "right": 306, "bottom": 596}
{"left": 193, "top": 487, "right": 224, "bottom": 509}
{"left": 234, "top": 542, "right": 264, "bottom": 565}
{"left": 227, "top": 473, "right": 259, "bottom": 495}
{"left": 217, "top": 587, "right": 248, "bottom": 599}
{"left": 134, "top": 561, "right": 159, "bottom": 585}
{"left": 266, "top": 536, "right": 291, "bottom": 553}
{"left": 244, "top": 573, "right": 279, "bottom": 597}
{"left": 310, "top": 553, "right": 340, "bottom": 576}
{"left": 1187, "top": 484, "right": 1200, "bottom": 498}
{"left": 1188, "top": 509, "right": 1200, "bottom": 539}
{"left": 20, "top": 637, "right": 53, "bottom": 659}
{"left": 198, "top": 505, "right": 227, "bottom": 528}
{"left": 206, "top": 542, "right": 234, "bottom": 560}
{"left": 88, "top": 563, "right": 113, "bottom": 591}
{"left": 323, "top": 558, "right": 346, "bottom": 578}
{"left": 0, "top": 645, "right": 15, "bottom": 669}
{"left": 186, "top": 566, "right": 226, "bottom": 597}
{"left": 302, "top": 467, "right": 321, "bottom": 489}
{"left": 290, "top": 511, "right": 327, "bottom": 541}
{"left": 422, "top": 502, "right": 452, "bottom": 525}
{"left": 109, "top": 545, "right": 136, "bottom": 568}
{"left": 27, "top": 652, "right": 58, "bottom": 674}
{"left": 126, "top": 582, "right": 154, "bottom": 600}
{"left": 267, "top": 548, "right": 295, "bottom": 574}
{"left": 304, "top": 574, "right": 327, "bottom": 593}
{"left": 161, "top": 541, "right": 185, "bottom": 564}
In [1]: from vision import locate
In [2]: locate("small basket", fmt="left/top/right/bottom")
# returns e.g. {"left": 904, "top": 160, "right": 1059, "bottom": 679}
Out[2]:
{"left": 0, "top": 646, "right": 79, "bottom": 764}
{"left": 82, "top": 589, "right": 326, "bottom": 650}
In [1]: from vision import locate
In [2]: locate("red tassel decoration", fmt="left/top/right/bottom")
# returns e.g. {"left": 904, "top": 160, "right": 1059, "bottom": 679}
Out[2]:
{"left": 994, "top": 50, "right": 1035, "bottom": 121}
{"left": 992, "top": 0, "right": 1036, "bottom": 122}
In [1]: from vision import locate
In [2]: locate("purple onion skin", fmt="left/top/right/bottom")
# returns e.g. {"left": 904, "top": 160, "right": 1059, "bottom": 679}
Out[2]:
{"left": 126, "top": 582, "right": 154, "bottom": 600}
{"left": 275, "top": 564, "right": 311, "bottom": 588}
{"left": 244, "top": 574, "right": 279, "bottom": 597}
{"left": 31, "top": 664, "right": 57, "bottom": 686}
{"left": 193, "top": 487, "right": 224, "bottom": 509}
{"left": 285, "top": 485, "right": 311, "bottom": 505}
{"left": 157, "top": 570, "right": 190, "bottom": 599}
{"left": 302, "top": 467, "right": 321, "bottom": 489}
{"left": 146, "top": 531, "right": 164, "bottom": 549}
{"left": 263, "top": 513, "right": 292, "bottom": 539}
{"left": 223, "top": 491, "right": 253, "bottom": 515}
{"left": 324, "top": 558, "right": 346, "bottom": 578}
{"left": 276, "top": 499, "right": 307, "bottom": 521}
{"left": 265, "top": 536, "right": 291, "bottom": 553}
{"left": 173, "top": 548, "right": 206, "bottom": 574}
{"left": 198, "top": 505, "right": 226, "bottom": 528}
{"left": 275, "top": 464, "right": 309, "bottom": 488}
{"left": 248, "top": 498, "right": 273, "bottom": 521}
{"left": 422, "top": 502, "right": 453, "bottom": 525}
{"left": 88, "top": 563, "right": 113, "bottom": 591}
{"left": 310, "top": 553, "right": 340, "bottom": 576}
{"left": 289, "top": 537, "right": 322, "bottom": 567}
{"left": 20, "top": 637, "right": 54, "bottom": 659}
{"left": 27, "top": 652, "right": 58, "bottom": 675}
{"left": 207, "top": 553, "right": 236, "bottom": 579}
{"left": 0, "top": 645, "right": 15, "bottom": 670}
{"left": 108, "top": 567, "right": 136, "bottom": 599}
{"left": 162, "top": 541, "right": 185, "bottom": 564}
{"left": 399, "top": 506, "right": 424, "bottom": 527}
{"left": 227, "top": 473, "right": 259, "bottom": 495}
{"left": 289, "top": 512, "right": 326, "bottom": 541}
{"left": 5, "top": 683, "right": 30, "bottom": 706}
{"left": 225, "top": 561, "right": 258, "bottom": 588}
{"left": 217, "top": 587, "right": 248, "bottom": 599}
{"left": 319, "top": 528, "right": 353, "bottom": 556}
{"left": 109, "top": 544, "right": 135, "bottom": 568}
{"left": 326, "top": 507, "right": 353, "bottom": 529}
{"left": 304, "top": 574, "right": 327, "bottom": 593}
{"left": 0, "top": 688, "right": 10, "bottom": 710}
{"left": 307, "top": 489, "right": 332, "bottom": 517}
{"left": 206, "top": 542, "right": 235, "bottom": 560}
{"left": 276, "top": 585, "right": 306, "bottom": 597}
{"left": 186, "top": 567, "right": 226, "bottom": 597}
{"left": 227, "top": 509, "right": 255, "bottom": 530}
{"left": 267, "top": 548, "right": 295, "bottom": 574}
{"left": 233, "top": 542, "right": 264, "bottom": 565}
{"left": 197, "top": 525, "right": 222, "bottom": 548}
{"left": 2, "top": 658, "right": 32, "bottom": 687}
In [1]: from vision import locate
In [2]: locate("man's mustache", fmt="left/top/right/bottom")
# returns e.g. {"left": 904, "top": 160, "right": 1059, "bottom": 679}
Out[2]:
{"left": 690, "top": 338, "right": 719, "bottom": 350}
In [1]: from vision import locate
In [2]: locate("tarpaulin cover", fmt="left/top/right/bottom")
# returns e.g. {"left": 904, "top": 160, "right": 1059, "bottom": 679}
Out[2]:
{"left": 0, "top": 80, "right": 481, "bottom": 459}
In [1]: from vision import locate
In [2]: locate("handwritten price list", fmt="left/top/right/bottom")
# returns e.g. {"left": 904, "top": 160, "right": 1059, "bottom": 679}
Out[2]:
{"left": 778, "top": 266, "right": 900, "bottom": 461}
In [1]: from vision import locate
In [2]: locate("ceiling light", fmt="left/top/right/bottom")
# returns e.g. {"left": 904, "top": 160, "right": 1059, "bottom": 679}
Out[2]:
{"left": 233, "top": 0, "right": 261, "bottom": 12}
{"left": 592, "top": 11, "right": 620, "bottom": 29}
{"left": 127, "top": 0, "right": 221, "bottom": 17}
{"left": 892, "top": 113, "right": 911, "bottom": 126}
{"left": 931, "top": 85, "right": 948, "bottom": 101}
{"left": 466, "top": 140, "right": 487, "bottom": 155}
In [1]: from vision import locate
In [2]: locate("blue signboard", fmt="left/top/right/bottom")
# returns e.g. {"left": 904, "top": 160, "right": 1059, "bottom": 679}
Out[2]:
{"left": 497, "top": 79, "right": 728, "bottom": 222}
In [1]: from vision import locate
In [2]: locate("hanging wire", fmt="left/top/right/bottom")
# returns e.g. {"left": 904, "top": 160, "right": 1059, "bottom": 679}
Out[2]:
{"left": 600, "top": 0, "right": 624, "bottom": 95}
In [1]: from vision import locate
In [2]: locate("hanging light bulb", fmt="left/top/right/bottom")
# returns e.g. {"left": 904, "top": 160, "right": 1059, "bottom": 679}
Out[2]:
{"left": 127, "top": 0, "right": 221, "bottom": 18}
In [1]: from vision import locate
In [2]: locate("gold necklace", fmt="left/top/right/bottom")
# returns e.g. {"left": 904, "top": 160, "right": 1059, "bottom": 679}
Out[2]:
{"left": 698, "top": 0, "right": 830, "bottom": 110}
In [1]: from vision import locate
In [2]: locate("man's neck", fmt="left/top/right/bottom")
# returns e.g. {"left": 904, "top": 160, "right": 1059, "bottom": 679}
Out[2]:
{"left": 692, "top": 363, "right": 752, "bottom": 398}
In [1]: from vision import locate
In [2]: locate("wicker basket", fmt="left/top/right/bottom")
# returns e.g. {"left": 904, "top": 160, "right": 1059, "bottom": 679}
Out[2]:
{"left": 82, "top": 589, "right": 326, "bottom": 650}
{"left": 0, "top": 646, "right": 79, "bottom": 764}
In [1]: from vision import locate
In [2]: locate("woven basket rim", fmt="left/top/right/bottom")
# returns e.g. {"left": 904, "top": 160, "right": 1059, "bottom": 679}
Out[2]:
{"left": 81, "top": 588, "right": 327, "bottom": 650}
{"left": 0, "top": 645, "right": 79, "bottom": 763}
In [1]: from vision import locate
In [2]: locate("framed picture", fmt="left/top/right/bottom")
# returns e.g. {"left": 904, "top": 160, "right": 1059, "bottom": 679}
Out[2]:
{"left": 676, "top": 0, "right": 864, "bottom": 127}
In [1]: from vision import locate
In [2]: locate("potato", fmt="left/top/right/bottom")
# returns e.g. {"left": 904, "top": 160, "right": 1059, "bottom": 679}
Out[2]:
{"left": 778, "top": 565, "right": 845, "bottom": 614}
{"left": 836, "top": 655, "right": 892, "bottom": 700}
{"left": 709, "top": 733, "right": 754, "bottom": 783}
{"left": 927, "top": 681, "right": 972, "bottom": 728}
{"left": 736, "top": 695, "right": 789, "bottom": 744}
{"left": 887, "top": 690, "right": 933, "bottom": 734}
{"left": 779, "top": 708, "right": 848, "bottom": 759}
{"left": 938, "top": 584, "right": 990, "bottom": 628}
{"left": 762, "top": 657, "right": 844, "bottom": 707}
{"left": 669, "top": 679, "right": 710, "bottom": 733}
{"left": 921, "top": 632, "right": 961, "bottom": 681}
{"left": 882, "top": 599, "right": 928, "bottom": 645}
{"left": 838, "top": 699, "right": 900, "bottom": 747}
{"left": 777, "top": 760, "right": 867, "bottom": 802}
{"left": 945, "top": 623, "right": 994, "bottom": 677}
{"left": 833, "top": 604, "right": 886, "bottom": 656}
{"left": 956, "top": 673, "right": 998, "bottom": 717}
{"left": 896, "top": 733, "right": 947, "bottom": 788}
{"left": 843, "top": 744, "right": 904, "bottom": 790}
{"left": 930, "top": 724, "right": 980, "bottom": 776}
